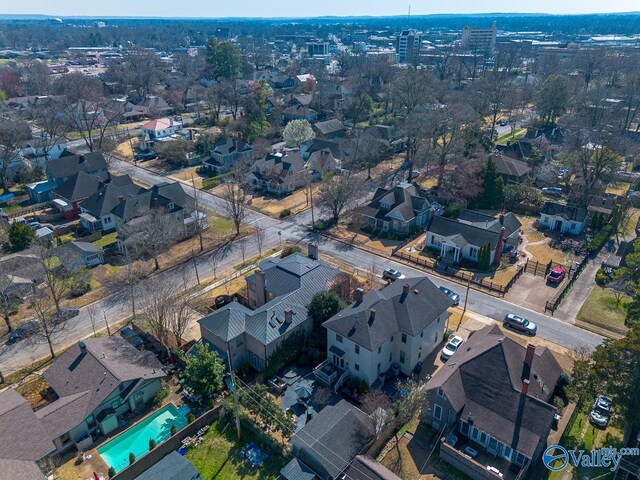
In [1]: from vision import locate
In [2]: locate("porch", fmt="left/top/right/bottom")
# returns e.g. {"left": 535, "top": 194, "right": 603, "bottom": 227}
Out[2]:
{"left": 79, "top": 212, "right": 102, "bottom": 232}
{"left": 313, "top": 358, "right": 349, "bottom": 392}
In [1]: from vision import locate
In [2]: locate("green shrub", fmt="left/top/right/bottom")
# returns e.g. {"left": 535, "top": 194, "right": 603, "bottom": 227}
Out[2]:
{"left": 147, "top": 382, "right": 169, "bottom": 409}
{"left": 149, "top": 438, "right": 156, "bottom": 450}
{"left": 187, "top": 413, "right": 196, "bottom": 424}
{"left": 280, "top": 245, "right": 302, "bottom": 258}
{"left": 129, "top": 452, "right": 136, "bottom": 465}
{"left": 279, "top": 208, "right": 292, "bottom": 218}
{"left": 170, "top": 424, "right": 177, "bottom": 436}
{"left": 595, "top": 269, "right": 609, "bottom": 286}
{"left": 108, "top": 467, "right": 116, "bottom": 478}
{"left": 202, "top": 177, "right": 221, "bottom": 190}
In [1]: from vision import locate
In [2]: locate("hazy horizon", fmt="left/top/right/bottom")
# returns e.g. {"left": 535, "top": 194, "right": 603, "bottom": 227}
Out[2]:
{"left": 3, "top": 0, "right": 640, "bottom": 19}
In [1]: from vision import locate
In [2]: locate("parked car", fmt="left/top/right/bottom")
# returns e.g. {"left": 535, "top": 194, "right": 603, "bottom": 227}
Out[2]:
{"left": 546, "top": 266, "right": 566, "bottom": 284}
{"left": 7, "top": 320, "right": 39, "bottom": 345}
{"left": 134, "top": 151, "right": 158, "bottom": 161}
{"left": 29, "top": 221, "right": 41, "bottom": 230}
{"left": 589, "top": 395, "right": 613, "bottom": 428}
{"left": 438, "top": 286, "right": 460, "bottom": 305}
{"left": 441, "top": 336, "right": 464, "bottom": 360}
{"left": 541, "top": 187, "right": 563, "bottom": 197}
{"left": 503, "top": 313, "right": 537, "bottom": 336}
{"left": 499, "top": 120, "right": 508, "bottom": 126}
{"left": 120, "top": 327, "right": 144, "bottom": 349}
{"left": 382, "top": 268, "right": 405, "bottom": 281}
{"left": 50, "top": 306, "right": 80, "bottom": 325}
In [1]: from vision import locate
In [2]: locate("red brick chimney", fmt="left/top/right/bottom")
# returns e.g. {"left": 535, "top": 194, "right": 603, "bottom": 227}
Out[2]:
{"left": 354, "top": 287, "right": 364, "bottom": 303}
{"left": 369, "top": 309, "right": 376, "bottom": 323}
{"left": 494, "top": 227, "right": 506, "bottom": 266}
{"left": 403, "top": 283, "right": 410, "bottom": 293}
{"left": 521, "top": 378, "right": 530, "bottom": 396}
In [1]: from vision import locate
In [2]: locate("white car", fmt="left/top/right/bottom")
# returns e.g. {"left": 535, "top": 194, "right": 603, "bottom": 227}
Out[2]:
{"left": 441, "top": 336, "right": 464, "bottom": 360}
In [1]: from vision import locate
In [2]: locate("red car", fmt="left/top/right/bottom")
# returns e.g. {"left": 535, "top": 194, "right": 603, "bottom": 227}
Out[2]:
{"left": 546, "top": 266, "right": 566, "bottom": 284}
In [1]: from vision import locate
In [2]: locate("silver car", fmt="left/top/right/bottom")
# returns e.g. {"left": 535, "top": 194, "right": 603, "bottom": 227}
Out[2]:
{"left": 504, "top": 314, "right": 537, "bottom": 336}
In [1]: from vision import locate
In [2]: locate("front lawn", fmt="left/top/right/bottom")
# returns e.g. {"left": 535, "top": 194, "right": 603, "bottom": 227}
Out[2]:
{"left": 576, "top": 285, "right": 629, "bottom": 334}
{"left": 93, "top": 231, "right": 118, "bottom": 248}
{"left": 187, "top": 417, "right": 287, "bottom": 480}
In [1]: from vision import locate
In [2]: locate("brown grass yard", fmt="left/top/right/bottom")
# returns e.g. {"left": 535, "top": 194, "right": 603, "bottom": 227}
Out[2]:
{"left": 605, "top": 181, "right": 631, "bottom": 196}
{"left": 526, "top": 243, "right": 576, "bottom": 266}
{"left": 518, "top": 215, "right": 546, "bottom": 243}
{"left": 168, "top": 166, "right": 207, "bottom": 189}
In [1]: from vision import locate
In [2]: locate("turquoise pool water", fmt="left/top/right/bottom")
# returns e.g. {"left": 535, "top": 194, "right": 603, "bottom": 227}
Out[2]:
{"left": 97, "top": 403, "right": 190, "bottom": 473}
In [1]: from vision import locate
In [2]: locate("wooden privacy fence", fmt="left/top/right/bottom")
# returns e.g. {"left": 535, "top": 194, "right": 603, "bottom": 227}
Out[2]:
{"left": 545, "top": 255, "right": 589, "bottom": 314}
{"left": 393, "top": 250, "right": 524, "bottom": 297}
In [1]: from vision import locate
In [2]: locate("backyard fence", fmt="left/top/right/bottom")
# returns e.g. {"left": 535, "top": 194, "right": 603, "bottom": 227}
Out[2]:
{"left": 523, "top": 258, "right": 554, "bottom": 277}
{"left": 393, "top": 250, "right": 524, "bottom": 297}
{"left": 4, "top": 201, "right": 51, "bottom": 219}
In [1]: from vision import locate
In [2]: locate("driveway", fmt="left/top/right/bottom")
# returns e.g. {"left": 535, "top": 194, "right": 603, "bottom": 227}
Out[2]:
{"left": 504, "top": 273, "right": 563, "bottom": 313}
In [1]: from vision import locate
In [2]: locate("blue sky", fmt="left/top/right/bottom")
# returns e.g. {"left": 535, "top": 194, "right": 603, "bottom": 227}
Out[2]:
{"left": 4, "top": 0, "right": 639, "bottom": 17}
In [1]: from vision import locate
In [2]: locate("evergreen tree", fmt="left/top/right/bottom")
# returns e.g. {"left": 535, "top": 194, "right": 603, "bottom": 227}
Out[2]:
{"left": 477, "top": 157, "right": 504, "bottom": 209}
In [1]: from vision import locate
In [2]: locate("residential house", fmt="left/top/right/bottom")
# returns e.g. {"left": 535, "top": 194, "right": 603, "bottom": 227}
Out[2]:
{"left": 202, "top": 137, "right": 253, "bottom": 175}
{"left": 28, "top": 151, "right": 109, "bottom": 203}
{"left": 103, "top": 98, "right": 146, "bottom": 123}
{"left": 268, "top": 73, "right": 294, "bottom": 89}
{"left": 140, "top": 117, "right": 182, "bottom": 141}
{"left": 59, "top": 241, "right": 105, "bottom": 269}
{"left": 284, "top": 105, "right": 318, "bottom": 122}
{"left": 364, "top": 125, "right": 406, "bottom": 155}
{"left": 199, "top": 247, "right": 349, "bottom": 370}
{"left": 305, "top": 149, "right": 341, "bottom": 180}
{"left": 136, "top": 95, "right": 172, "bottom": 117}
{"left": 540, "top": 202, "right": 588, "bottom": 234}
{"left": 78, "top": 174, "right": 143, "bottom": 232}
{"left": 52, "top": 171, "right": 103, "bottom": 219}
{"left": 0, "top": 250, "right": 46, "bottom": 298}
{"left": 248, "top": 151, "right": 311, "bottom": 196}
{"left": 424, "top": 325, "right": 562, "bottom": 480}
{"left": 38, "top": 338, "right": 165, "bottom": 455}
{"left": 133, "top": 451, "right": 202, "bottom": 480}
{"left": 491, "top": 153, "right": 532, "bottom": 184}
{"left": 313, "top": 119, "right": 346, "bottom": 139}
{"left": 280, "top": 400, "right": 378, "bottom": 480}
{"left": 425, "top": 210, "right": 522, "bottom": 265}
{"left": 359, "top": 182, "right": 431, "bottom": 235}
{"left": 300, "top": 137, "right": 351, "bottom": 165}
{"left": 35, "top": 226, "right": 53, "bottom": 243}
{"left": 20, "top": 137, "right": 67, "bottom": 161}
{"left": 112, "top": 182, "right": 198, "bottom": 243}
{"left": 525, "top": 125, "right": 565, "bottom": 145}
{"left": 321, "top": 276, "right": 453, "bottom": 388}
{"left": 0, "top": 388, "right": 55, "bottom": 480}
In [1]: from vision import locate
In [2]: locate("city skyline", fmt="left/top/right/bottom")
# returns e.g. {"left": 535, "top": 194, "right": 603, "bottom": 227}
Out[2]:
{"left": 3, "top": 0, "right": 639, "bottom": 18}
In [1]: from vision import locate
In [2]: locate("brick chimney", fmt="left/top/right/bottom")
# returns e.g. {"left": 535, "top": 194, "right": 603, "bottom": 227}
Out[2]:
{"left": 117, "top": 196, "right": 124, "bottom": 203}
{"left": 254, "top": 270, "right": 266, "bottom": 307}
{"left": 308, "top": 243, "right": 318, "bottom": 260}
{"left": 284, "top": 308, "right": 293, "bottom": 324}
{"left": 494, "top": 226, "right": 506, "bottom": 266}
{"left": 523, "top": 343, "right": 536, "bottom": 380}
{"left": 354, "top": 287, "right": 364, "bottom": 303}
{"left": 403, "top": 283, "right": 410, "bottom": 293}
{"left": 521, "top": 378, "right": 530, "bottom": 396}
{"left": 499, "top": 212, "right": 505, "bottom": 225}
{"left": 153, "top": 197, "right": 161, "bottom": 209}
{"left": 368, "top": 309, "right": 376, "bottom": 325}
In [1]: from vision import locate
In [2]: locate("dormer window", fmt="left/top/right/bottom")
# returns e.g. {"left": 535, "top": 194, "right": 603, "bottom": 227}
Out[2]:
{"left": 168, "top": 202, "right": 174, "bottom": 210}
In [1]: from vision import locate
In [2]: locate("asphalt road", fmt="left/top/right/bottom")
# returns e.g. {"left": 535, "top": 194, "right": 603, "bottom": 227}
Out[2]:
{"left": 0, "top": 154, "right": 602, "bottom": 374}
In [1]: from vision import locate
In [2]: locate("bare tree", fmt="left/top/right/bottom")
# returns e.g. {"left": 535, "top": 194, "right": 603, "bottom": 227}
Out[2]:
{"left": 318, "top": 172, "right": 361, "bottom": 224}
{"left": 253, "top": 225, "right": 266, "bottom": 258}
{"left": 30, "top": 288, "right": 69, "bottom": 359}
{"left": 142, "top": 278, "right": 194, "bottom": 347}
{"left": 0, "top": 115, "right": 32, "bottom": 193}
{"left": 191, "top": 176, "right": 208, "bottom": 251}
{"left": 121, "top": 206, "right": 178, "bottom": 270}
{"left": 109, "top": 254, "right": 150, "bottom": 321}
{"left": 0, "top": 271, "right": 18, "bottom": 333}
{"left": 29, "top": 104, "right": 69, "bottom": 160}
{"left": 237, "top": 237, "right": 248, "bottom": 265}
{"left": 220, "top": 173, "right": 248, "bottom": 235}
{"left": 86, "top": 304, "right": 99, "bottom": 338}
{"left": 36, "top": 244, "right": 83, "bottom": 315}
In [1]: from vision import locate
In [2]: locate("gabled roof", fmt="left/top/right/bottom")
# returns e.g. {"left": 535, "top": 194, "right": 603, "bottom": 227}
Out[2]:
{"left": 0, "top": 458, "right": 46, "bottom": 480}
{"left": 79, "top": 175, "right": 141, "bottom": 216}
{"left": 112, "top": 182, "right": 192, "bottom": 221}
{"left": 211, "top": 137, "right": 252, "bottom": 156}
{"left": 314, "top": 119, "right": 345, "bottom": 136}
{"left": 360, "top": 182, "right": 429, "bottom": 223}
{"left": 0, "top": 388, "right": 55, "bottom": 462}
{"left": 323, "top": 276, "right": 453, "bottom": 350}
{"left": 426, "top": 325, "right": 563, "bottom": 458}
{"left": 541, "top": 202, "right": 588, "bottom": 222}
{"left": 427, "top": 211, "right": 521, "bottom": 250}
{"left": 491, "top": 153, "right": 532, "bottom": 178}
{"left": 344, "top": 456, "right": 402, "bottom": 480}
{"left": 53, "top": 171, "right": 102, "bottom": 202}
{"left": 46, "top": 152, "right": 108, "bottom": 180}
{"left": 133, "top": 451, "right": 202, "bottom": 480}
{"left": 289, "top": 400, "right": 374, "bottom": 480}
{"left": 41, "top": 338, "right": 164, "bottom": 436}
{"left": 199, "top": 303, "right": 251, "bottom": 342}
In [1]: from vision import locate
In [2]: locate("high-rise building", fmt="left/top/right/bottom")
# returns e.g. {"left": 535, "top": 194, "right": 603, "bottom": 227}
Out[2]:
{"left": 396, "top": 30, "right": 420, "bottom": 62}
{"left": 307, "top": 42, "right": 330, "bottom": 57}
{"left": 461, "top": 23, "right": 497, "bottom": 54}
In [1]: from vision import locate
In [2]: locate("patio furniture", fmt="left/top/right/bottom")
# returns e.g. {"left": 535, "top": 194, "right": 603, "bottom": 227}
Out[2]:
{"left": 486, "top": 465, "right": 504, "bottom": 478}
{"left": 294, "top": 385, "right": 313, "bottom": 401}
{"left": 464, "top": 446, "right": 478, "bottom": 458}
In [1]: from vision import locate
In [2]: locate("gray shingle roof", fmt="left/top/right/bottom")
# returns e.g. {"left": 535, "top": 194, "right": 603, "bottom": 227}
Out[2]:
{"left": 281, "top": 458, "right": 317, "bottom": 480}
{"left": 314, "top": 119, "right": 345, "bottom": 136}
{"left": 53, "top": 171, "right": 102, "bottom": 202}
{"left": 46, "top": 152, "right": 108, "bottom": 180}
{"left": 41, "top": 338, "right": 164, "bottom": 435}
{"left": 427, "top": 211, "right": 521, "bottom": 250}
{"left": 426, "top": 325, "right": 563, "bottom": 458}
{"left": 323, "top": 276, "right": 453, "bottom": 351}
{"left": 0, "top": 458, "right": 46, "bottom": 480}
{"left": 360, "top": 183, "right": 429, "bottom": 223}
{"left": 344, "top": 456, "right": 402, "bottom": 480}
{"left": 290, "top": 400, "right": 373, "bottom": 480}
{"left": 134, "top": 451, "right": 202, "bottom": 480}
{"left": 0, "top": 388, "right": 55, "bottom": 462}
{"left": 198, "top": 303, "right": 251, "bottom": 342}
{"left": 541, "top": 202, "right": 588, "bottom": 222}
{"left": 211, "top": 137, "right": 251, "bottom": 156}
{"left": 492, "top": 153, "right": 532, "bottom": 178}
{"left": 79, "top": 177, "right": 142, "bottom": 217}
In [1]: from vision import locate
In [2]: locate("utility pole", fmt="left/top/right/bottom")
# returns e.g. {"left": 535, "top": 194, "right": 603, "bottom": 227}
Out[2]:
{"left": 103, "top": 310, "right": 111, "bottom": 336}
{"left": 191, "top": 249, "right": 200, "bottom": 285}
{"left": 309, "top": 184, "right": 315, "bottom": 229}
{"left": 459, "top": 276, "right": 472, "bottom": 332}
{"left": 226, "top": 345, "right": 241, "bottom": 440}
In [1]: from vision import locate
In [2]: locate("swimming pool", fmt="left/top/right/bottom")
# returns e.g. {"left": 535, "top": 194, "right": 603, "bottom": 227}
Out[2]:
{"left": 97, "top": 403, "right": 190, "bottom": 473}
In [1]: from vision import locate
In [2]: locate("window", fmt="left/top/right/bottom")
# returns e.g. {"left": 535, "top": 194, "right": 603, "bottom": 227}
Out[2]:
{"left": 434, "top": 332, "right": 439, "bottom": 343}
{"left": 401, "top": 333, "right": 407, "bottom": 343}
{"left": 460, "top": 421, "right": 470, "bottom": 436}
{"left": 513, "top": 452, "right": 526, "bottom": 466}
{"left": 479, "top": 431, "right": 487, "bottom": 444}
{"left": 111, "top": 399, "right": 120, "bottom": 409}
{"left": 86, "top": 415, "right": 96, "bottom": 428}
{"left": 420, "top": 331, "right": 423, "bottom": 338}
{"left": 399, "top": 351, "right": 406, "bottom": 364}
{"left": 336, "top": 334, "right": 343, "bottom": 343}
{"left": 355, "top": 364, "right": 360, "bottom": 371}
{"left": 391, "top": 336, "right": 394, "bottom": 342}
{"left": 437, "top": 387, "right": 444, "bottom": 398}
{"left": 469, "top": 246, "right": 479, "bottom": 258}
{"left": 433, "top": 404, "right": 443, "bottom": 420}
{"left": 236, "top": 337, "right": 244, "bottom": 347}
{"left": 418, "top": 351, "right": 421, "bottom": 359}
{"left": 355, "top": 345, "right": 360, "bottom": 355}
{"left": 503, "top": 445, "right": 513, "bottom": 461}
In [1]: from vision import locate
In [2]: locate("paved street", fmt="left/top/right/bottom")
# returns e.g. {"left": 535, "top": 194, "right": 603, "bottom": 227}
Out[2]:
{"left": 0, "top": 155, "right": 603, "bottom": 375}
